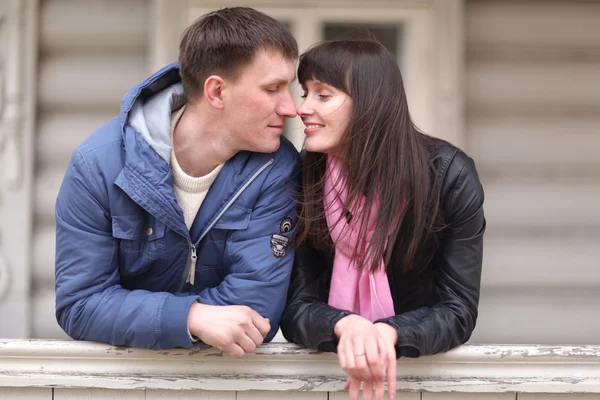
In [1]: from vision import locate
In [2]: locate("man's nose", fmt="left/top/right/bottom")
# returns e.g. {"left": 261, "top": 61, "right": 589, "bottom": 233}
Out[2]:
{"left": 278, "top": 91, "right": 297, "bottom": 118}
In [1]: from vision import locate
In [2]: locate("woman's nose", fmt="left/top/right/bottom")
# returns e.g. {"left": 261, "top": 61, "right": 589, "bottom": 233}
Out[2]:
{"left": 297, "top": 100, "right": 313, "bottom": 117}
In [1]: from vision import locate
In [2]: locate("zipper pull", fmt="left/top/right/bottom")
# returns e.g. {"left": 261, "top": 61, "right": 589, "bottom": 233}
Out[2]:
{"left": 187, "top": 244, "right": 197, "bottom": 285}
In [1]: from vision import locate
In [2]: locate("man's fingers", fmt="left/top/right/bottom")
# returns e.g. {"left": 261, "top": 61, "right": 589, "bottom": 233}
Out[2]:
{"left": 251, "top": 312, "right": 271, "bottom": 337}
{"left": 236, "top": 334, "right": 257, "bottom": 354}
{"left": 223, "top": 342, "right": 245, "bottom": 358}
{"left": 245, "top": 323, "right": 265, "bottom": 346}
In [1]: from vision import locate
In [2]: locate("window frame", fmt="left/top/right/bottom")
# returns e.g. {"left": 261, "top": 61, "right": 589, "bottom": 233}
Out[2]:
{"left": 151, "top": 0, "right": 464, "bottom": 149}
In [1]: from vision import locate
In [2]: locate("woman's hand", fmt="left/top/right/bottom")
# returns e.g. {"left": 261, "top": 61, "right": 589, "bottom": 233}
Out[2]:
{"left": 335, "top": 315, "right": 385, "bottom": 383}
{"left": 334, "top": 315, "right": 398, "bottom": 400}
{"left": 374, "top": 322, "right": 398, "bottom": 399}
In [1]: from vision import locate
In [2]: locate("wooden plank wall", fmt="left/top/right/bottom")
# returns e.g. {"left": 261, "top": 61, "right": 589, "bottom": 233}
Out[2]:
{"left": 32, "top": 0, "right": 149, "bottom": 338}
{"left": 465, "top": 0, "right": 600, "bottom": 344}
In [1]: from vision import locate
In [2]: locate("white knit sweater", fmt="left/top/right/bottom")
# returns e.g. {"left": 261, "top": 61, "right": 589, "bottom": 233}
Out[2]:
{"left": 170, "top": 105, "right": 223, "bottom": 230}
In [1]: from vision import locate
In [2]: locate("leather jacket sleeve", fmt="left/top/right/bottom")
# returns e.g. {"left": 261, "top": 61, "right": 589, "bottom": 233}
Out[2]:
{"left": 376, "top": 151, "right": 485, "bottom": 358}
{"left": 280, "top": 242, "right": 354, "bottom": 352}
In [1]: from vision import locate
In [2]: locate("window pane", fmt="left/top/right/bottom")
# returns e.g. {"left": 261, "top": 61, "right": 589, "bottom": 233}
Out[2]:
{"left": 323, "top": 23, "right": 402, "bottom": 60}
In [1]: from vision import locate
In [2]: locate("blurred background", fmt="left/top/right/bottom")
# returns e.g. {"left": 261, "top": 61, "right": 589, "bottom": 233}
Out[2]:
{"left": 0, "top": 0, "right": 599, "bottom": 344}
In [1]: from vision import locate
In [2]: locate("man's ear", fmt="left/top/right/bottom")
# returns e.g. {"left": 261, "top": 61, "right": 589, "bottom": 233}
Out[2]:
{"left": 204, "top": 75, "right": 225, "bottom": 109}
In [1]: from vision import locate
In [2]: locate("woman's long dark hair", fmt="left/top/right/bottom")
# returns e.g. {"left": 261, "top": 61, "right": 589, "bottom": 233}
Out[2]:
{"left": 295, "top": 38, "right": 447, "bottom": 274}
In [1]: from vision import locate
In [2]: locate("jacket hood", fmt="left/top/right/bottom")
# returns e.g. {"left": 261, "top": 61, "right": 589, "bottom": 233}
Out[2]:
{"left": 120, "top": 62, "right": 185, "bottom": 162}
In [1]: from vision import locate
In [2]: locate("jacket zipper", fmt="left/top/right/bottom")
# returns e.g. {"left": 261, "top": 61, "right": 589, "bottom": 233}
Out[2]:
{"left": 180, "top": 158, "right": 275, "bottom": 289}
{"left": 185, "top": 244, "right": 197, "bottom": 285}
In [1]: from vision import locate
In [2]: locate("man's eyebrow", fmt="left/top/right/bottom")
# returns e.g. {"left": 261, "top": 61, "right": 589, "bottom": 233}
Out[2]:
{"left": 263, "top": 76, "right": 296, "bottom": 85}
{"left": 264, "top": 78, "right": 295, "bottom": 86}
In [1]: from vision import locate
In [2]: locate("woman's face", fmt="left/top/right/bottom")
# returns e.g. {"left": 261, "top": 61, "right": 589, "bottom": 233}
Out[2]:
{"left": 297, "top": 79, "right": 352, "bottom": 156}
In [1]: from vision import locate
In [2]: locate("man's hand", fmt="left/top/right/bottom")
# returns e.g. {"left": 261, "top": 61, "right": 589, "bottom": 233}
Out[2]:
{"left": 187, "top": 303, "right": 270, "bottom": 358}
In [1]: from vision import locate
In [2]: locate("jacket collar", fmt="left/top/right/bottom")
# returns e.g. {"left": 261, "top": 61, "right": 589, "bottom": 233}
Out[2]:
{"left": 115, "top": 63, "right": 274, "bottom": 240}
{"left": 116, "top": 125, "right": 270, "bottom": 240}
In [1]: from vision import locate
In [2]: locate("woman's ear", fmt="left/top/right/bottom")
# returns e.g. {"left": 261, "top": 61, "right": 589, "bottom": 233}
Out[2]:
{"left": 203, "top": 75, "right": 225, "bottom": 109}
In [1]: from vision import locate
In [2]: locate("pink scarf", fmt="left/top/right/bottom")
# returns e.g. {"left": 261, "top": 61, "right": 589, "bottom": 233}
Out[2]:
{"left": 325, "top": 155, "right": 395, "bottom": 321}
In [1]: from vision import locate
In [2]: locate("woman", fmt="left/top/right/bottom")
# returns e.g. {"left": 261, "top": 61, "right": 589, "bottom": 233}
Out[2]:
{"left": 280, "top": 38, "right": 485, "bottom": 400}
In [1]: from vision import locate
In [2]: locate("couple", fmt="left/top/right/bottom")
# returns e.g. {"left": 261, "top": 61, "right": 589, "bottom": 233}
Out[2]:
{"left": 54, "top": 7, "right": 485, "bottom": 400}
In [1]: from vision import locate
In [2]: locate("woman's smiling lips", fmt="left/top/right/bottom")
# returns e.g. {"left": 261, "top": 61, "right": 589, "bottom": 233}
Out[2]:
{"left": 303, "top": 122, "right": 325, "bottom": 135}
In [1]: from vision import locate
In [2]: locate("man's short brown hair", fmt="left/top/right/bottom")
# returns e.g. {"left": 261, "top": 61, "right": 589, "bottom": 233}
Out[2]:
{"left": 179, "top": 7, "right": 298, "bottom": 102}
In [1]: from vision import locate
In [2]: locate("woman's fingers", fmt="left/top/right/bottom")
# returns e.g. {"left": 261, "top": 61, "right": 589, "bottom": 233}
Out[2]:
{"left": 364, "top": 335, "right": 384, "bottom": 382}
{"left": 363, "top": 380, "right": 374, "bottom": 400}
{"left": 335, "top": 316, "right": 396, "bottom": 399}
{"left": 375, "top": 334, "right": 397, "bottom": 400}
{"left": 343, "top": 337, "right": 358, "bottom": 375}
{"left": 351, "top": 336, "right": 372, "bottom": 381}
{"left": 348, "top": 375, "right": 361, "bottom": 400}
{"left": 383, "top": 337, "right": 397, "bottom": 400}
{"left": 352, "top": 334, "right": 386, "bottom": 382}
{"left": 375, "top": 379, "right": 386, "bottom": 400}
{"left": 338, "top": 340, "right": 348, "bottom": 371}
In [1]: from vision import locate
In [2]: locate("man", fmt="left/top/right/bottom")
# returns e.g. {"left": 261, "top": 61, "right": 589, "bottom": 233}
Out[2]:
{"left": 55, "top": 7, "right": 300, "bottom": 357}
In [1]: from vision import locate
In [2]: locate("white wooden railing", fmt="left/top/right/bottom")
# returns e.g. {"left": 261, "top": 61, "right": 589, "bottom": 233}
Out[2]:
{"left": 0, "top": 340, "right": 599, "bottom": 399}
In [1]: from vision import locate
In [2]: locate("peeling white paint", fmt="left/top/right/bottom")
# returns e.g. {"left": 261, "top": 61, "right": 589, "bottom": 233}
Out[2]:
{"left": 0, "top": 340, "right": 599, "bottom": 395}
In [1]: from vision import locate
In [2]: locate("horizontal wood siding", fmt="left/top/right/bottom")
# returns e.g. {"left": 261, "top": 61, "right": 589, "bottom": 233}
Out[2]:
{"left": 33, "top": 0, "right": 148, "bottom": 339}
{"left": 466, "top": 0, "right": 600, "bottom": 344}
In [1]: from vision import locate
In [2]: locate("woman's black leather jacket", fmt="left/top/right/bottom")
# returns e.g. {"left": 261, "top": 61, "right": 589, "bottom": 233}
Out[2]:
{"left": 280, "top": 145, "right": 486, "bottom": 358}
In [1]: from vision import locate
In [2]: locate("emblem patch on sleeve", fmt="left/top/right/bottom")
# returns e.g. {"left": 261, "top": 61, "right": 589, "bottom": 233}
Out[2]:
{"left": 270, "top": 234, "right": 289, "bottom": 258}
{"left": 279, "top": 217, "right": 294, "bottom": 234}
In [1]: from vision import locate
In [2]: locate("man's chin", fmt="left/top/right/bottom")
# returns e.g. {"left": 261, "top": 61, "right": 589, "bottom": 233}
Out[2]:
{"left": 239, "top": 137, "right": 281, "bottom": 154}
{"left": 258, "top": 139, "right": 281, "bottom": 154}
{"left": 264, "top": 143, "right": 281, "bottom": 154}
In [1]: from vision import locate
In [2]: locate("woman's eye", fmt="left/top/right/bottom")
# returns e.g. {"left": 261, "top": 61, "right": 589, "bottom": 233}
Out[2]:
{"left": 266, "top": 87, "right": 278, "bottom": 93}
{"left": 299, "top": 92, "right": 330, "bottom": 99}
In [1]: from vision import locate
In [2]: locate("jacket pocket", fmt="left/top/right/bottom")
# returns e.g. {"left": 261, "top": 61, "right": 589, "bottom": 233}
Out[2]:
{"left": 112, "top": 215, "right": 166, "bottom": 250}
{"left": 213, "top": 204, "right": 252, "bottom": 231}
{"left": 204, "top": 204, "right": 251, "bottom": 245}
{"left": 112, "top": 215, "right": 167, "bottom": 276}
